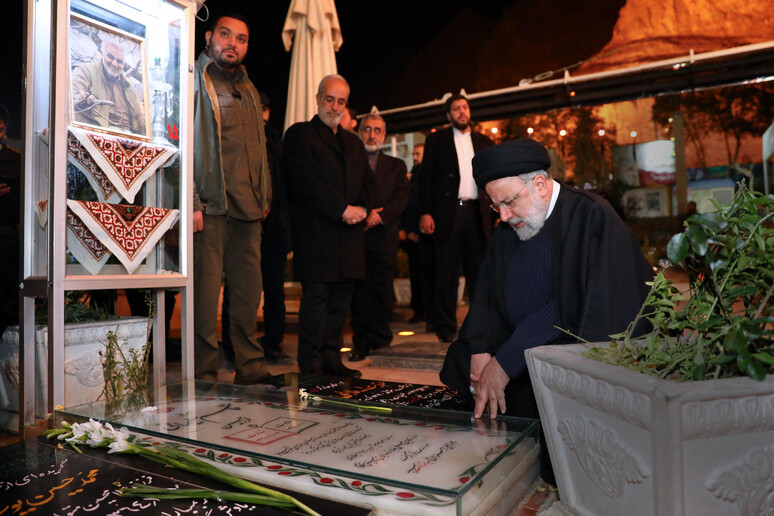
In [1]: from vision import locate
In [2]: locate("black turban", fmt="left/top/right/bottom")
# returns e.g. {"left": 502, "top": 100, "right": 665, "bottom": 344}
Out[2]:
{"left": 472, "top": 138, "right": 551, "bottom": 187}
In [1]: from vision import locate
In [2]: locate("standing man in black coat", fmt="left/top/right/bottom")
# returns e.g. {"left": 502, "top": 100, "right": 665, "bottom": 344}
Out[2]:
{"left": 283, "top": 74, "right": 371, "bottom": 378}
{"left": 349, "top": 113, "right": 410, "bottom": 361}
{"left": 418, "top": 94, "right": 494, "bottom": 343}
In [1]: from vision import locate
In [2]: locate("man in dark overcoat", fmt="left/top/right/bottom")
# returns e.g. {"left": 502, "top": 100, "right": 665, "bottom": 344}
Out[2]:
{"left": 349, "top": 113, "right": 409, "bottom": 361}
{"left": 283, "top": 74, "right": 371, "bottom": 378}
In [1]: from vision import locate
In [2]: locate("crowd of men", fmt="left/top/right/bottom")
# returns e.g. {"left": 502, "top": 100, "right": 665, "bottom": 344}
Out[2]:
{"left": 191, "top": 12, "right": 653, "bottom": 404}
{"left": 191, "top": 13, "right": 492, "bottom": 381}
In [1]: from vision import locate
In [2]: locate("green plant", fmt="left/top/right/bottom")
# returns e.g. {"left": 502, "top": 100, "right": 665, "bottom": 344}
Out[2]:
{"left": 582, "top": 184, "right": 774, "bottom": 381}
{"left": 100, "top": 296, "right": 154, "bottom": 404}
{"left": 35, "top": 291, "right": 113, "bottom": 325}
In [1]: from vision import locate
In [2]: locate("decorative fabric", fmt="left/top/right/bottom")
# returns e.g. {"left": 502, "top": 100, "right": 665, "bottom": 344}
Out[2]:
{"left": 67, "top": 135, "right": 119, "bottom": 202}
{"left": 67, "top": 200, "right": 179, "bottom": 274}
{"left": 67, "top": 127, "right": 177, "bottom": 203}
{"left": 66, "top": 207, "right": 111, "bottom": 275}
{"left": 35, "top": 200, "right": 48, "bottom": 229}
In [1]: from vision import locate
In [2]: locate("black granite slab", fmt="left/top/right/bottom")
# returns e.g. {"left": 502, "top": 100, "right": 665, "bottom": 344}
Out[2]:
{"left": 0, "top": 438, "right": 372, "bottom": 515}
{"left": 258, "top": 375, "right": 468, "bottom": 411}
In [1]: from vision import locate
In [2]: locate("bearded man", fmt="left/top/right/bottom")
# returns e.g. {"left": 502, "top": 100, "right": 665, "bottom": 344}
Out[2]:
{"left": 283, "top": 74, "right": 372, "bottom": 378}
{"left": 192, "top": 13, "right": 272, "bottom": 384}
{"left": 439, "top": 137, "right": 654, "bottom": 483}
{"left": 348, "top": 113, "right": 409, "bottom": 361}
{"left": 418, "top": 94, "right": 494, "bottom": 343}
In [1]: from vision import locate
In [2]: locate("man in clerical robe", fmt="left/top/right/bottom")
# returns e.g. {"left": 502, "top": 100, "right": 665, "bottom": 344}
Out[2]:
{"left": 440, "top": 138, "right": 653, "bottom": 483}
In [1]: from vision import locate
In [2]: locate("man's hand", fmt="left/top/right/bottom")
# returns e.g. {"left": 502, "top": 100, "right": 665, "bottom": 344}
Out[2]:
{"left": 470, "top": 352, "right": 492, "bottom": 378}
{"left": 407, "top": 231, "right": 419, "bottom": 243}
{"left": 365, "top": 207, "right": 383, "bottom": 230}
{"left": 419, "top": 214, "right": 435, "bottom": 235}
{"left": 342, "top": 205, "right": 367, "bottom": 225}
{"left": 399, "top": 229, "right": 407, "bottom": 241}
{"left": 471, "top": 356, "right": 510, "bottom": 419}
{"left": 193, "top": 210, "right": 204, "bottom": 233}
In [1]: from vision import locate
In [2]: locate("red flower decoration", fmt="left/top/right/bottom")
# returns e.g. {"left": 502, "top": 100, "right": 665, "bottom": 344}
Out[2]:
{"left": 267, "top": 465, "right": 282, "bottom": 470}
{"left": 396, "top": 492, "right": 414, "bottom": 498}
{"left": 320, "top": 478, "right": 334, "bottom": 484}
{"left": 194, "top": 448, "right": 206, "bottom": 453}
{"left": 234, "top": 457, "right": 246, "bottom": 463}
{"left": 335, "top": 414, "right": 346, "bottom": 417}
{"left": 279, "top": 471, "right": 292, "bottom": 476}
{"left": 351, "top": 481, "right": 362, "bottom": 486}
{"left": 459, "top": 477, "right": 470, "bottom": 483}
{"left": 414, "top": 422, "right": 425, "bottom": 426}
{"left": 219, "top": 453, "right": 229, "bottom": 458}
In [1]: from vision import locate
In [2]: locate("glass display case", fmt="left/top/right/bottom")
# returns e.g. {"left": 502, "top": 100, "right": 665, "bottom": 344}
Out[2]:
{"left": 19, "top": 0, "right": 196, "bottom": 433}
{"left": 58, "top": 381, "right": 541, "bottom": 516}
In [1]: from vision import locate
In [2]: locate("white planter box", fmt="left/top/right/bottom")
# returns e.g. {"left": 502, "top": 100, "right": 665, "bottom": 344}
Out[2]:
{"left": 0, "top": 317, "right": 148, "bottom": 431}
{"left": 526, "top": 343, "right": 774, "bottom": 516}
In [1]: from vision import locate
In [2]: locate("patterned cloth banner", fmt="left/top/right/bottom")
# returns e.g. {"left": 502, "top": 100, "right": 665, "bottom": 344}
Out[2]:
{"left": 66, "top": 207, "right": 111, "bottom": 275}
{"left": 66, "top": 200, "right": 179, "bottom": 275}
{"left": 35, "top": 200, "right": 48, "bottom": 229}
{"left": 67, "top": 127, "right": 177, "bottom": 203}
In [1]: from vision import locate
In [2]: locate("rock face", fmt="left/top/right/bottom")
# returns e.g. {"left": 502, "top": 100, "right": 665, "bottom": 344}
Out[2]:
{"left": 579, "top": 0, "right": 774, "bottom": 73}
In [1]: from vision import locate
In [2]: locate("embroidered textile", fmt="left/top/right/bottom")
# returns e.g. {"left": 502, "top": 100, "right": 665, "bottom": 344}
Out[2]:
{"left": 67, "top": 200, "right": 179, "bottom": 274}
{"left": 67, "top": 127, "right": 177, "bottom": 203}
{"left": 66, "top": 207, "right": 111, "bottom": 275}
{"left": 35, "top": 200, "right": 48, "bottom": 229}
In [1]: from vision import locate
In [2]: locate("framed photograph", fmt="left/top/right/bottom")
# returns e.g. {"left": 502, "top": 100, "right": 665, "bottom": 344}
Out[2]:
{"left": 69, "top": 13, "right": 151, "bottom": 141}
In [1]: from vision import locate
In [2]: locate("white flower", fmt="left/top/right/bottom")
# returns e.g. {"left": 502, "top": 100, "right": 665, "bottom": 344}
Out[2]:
{"left": 86, "top": 425, "right": 112, "bottom": 446}
{"left": 67, "top": 419, "right": 101, "bottom": 442}
{"left": 141, "top": 406, "right": 158, "bottom": 414}
{"left": 299, "top": 388, "right": 308, "bottom": 400}
{"left": 107, "top": 432, "right": 131, "bottom": 453}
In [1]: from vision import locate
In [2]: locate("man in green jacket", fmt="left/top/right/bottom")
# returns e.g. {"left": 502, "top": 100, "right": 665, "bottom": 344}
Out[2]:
{"left": 192, "top": 13, "right": 272, "bottom": 384}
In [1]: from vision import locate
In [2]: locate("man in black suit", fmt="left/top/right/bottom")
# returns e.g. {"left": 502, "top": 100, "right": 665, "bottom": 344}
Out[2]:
{"left": 349, "top": 113, "right": 410, "bottom": 361}
{"left": 283, "top": 74, "right": 371, "bottom": 378}
{"left": 418, "top": 94, "right": 494, "bottom": 342}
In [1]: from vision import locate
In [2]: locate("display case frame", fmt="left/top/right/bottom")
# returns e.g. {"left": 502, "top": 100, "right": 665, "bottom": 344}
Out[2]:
{"left": 19, "top": 0, "right": 197, "bottom": 435}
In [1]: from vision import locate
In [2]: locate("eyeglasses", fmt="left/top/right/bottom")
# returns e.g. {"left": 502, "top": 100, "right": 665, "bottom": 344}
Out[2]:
{"left": 489, "top": 178, "right": 535, "bottom": 213}
{"left": 320, "top": 95, "right": 347, "bottom": 108}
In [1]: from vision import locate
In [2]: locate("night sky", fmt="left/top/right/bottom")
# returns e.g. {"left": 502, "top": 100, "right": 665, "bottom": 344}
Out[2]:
{"left": 2, "top": 0, "right": 625, "bottom": 138}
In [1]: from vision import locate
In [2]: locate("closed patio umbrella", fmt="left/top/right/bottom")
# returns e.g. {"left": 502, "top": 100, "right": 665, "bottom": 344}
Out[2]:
{"left": 282, "top": 0, "right": 343, "bottom": 132}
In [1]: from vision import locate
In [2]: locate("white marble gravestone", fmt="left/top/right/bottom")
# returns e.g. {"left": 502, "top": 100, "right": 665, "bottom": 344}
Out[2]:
{"left": 60, "top": 381, "right": 541, "bottom": 515}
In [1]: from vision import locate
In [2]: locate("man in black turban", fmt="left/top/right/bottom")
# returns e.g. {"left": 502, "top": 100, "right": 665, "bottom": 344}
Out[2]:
{"left": 439, "top": 138, "right": 653, "bottom": 483}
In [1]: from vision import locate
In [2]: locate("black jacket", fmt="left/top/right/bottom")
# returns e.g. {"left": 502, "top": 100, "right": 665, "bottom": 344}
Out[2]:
{"left": 283, "top": 115, "right": 372, "bottom": 282}
{"left": 418, "top": 127, "right": 494, "bottom": 240}
{"left": 365, "top": 152, "right": 409, "bottom": 255}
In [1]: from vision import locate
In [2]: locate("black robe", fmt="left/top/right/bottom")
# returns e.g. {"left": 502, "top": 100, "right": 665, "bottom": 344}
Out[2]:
{"left": 441, "top": 184, "right": 654, "bottom": 402}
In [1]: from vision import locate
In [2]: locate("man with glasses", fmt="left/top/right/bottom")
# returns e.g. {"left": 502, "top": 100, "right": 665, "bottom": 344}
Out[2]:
{"left": 418, "top": 94, "right": 494, "bottom": 343}
{"left": 192, "top": 13, "right": 272, "bottom": 385}
{"left": 348, "top": 113, "right": 409, "bottom": 362}
{"left": 71, "top": 38, "right": 146, "bottom": 134}
{"left": 439, "top": 138, "right": 653, "bottom": 483}
{"left": 283, "top": 74, "right": 372, "bottom": 378}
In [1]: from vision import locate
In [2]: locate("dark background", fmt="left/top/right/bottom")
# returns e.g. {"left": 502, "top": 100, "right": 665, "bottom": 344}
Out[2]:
{"left": 1, "top": 0, "right": 625, "bottom": 138}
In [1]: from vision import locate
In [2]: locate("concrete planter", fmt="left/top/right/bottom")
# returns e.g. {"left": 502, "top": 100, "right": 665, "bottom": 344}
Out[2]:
{"left": 0, "top": 317, "right": 148, "bottom": 432}
{"left": 526, "top": 343, "right": 774, "bottom": 516}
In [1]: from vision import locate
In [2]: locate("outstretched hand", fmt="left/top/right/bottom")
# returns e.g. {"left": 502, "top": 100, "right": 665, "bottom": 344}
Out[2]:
{"left": 471, "top": 356, "right": 510, "bottom": 419}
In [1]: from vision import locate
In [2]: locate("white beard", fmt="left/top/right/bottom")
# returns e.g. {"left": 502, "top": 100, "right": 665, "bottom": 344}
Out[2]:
{"left": 508, "top": 199, "right": 549, "bottom": 241}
